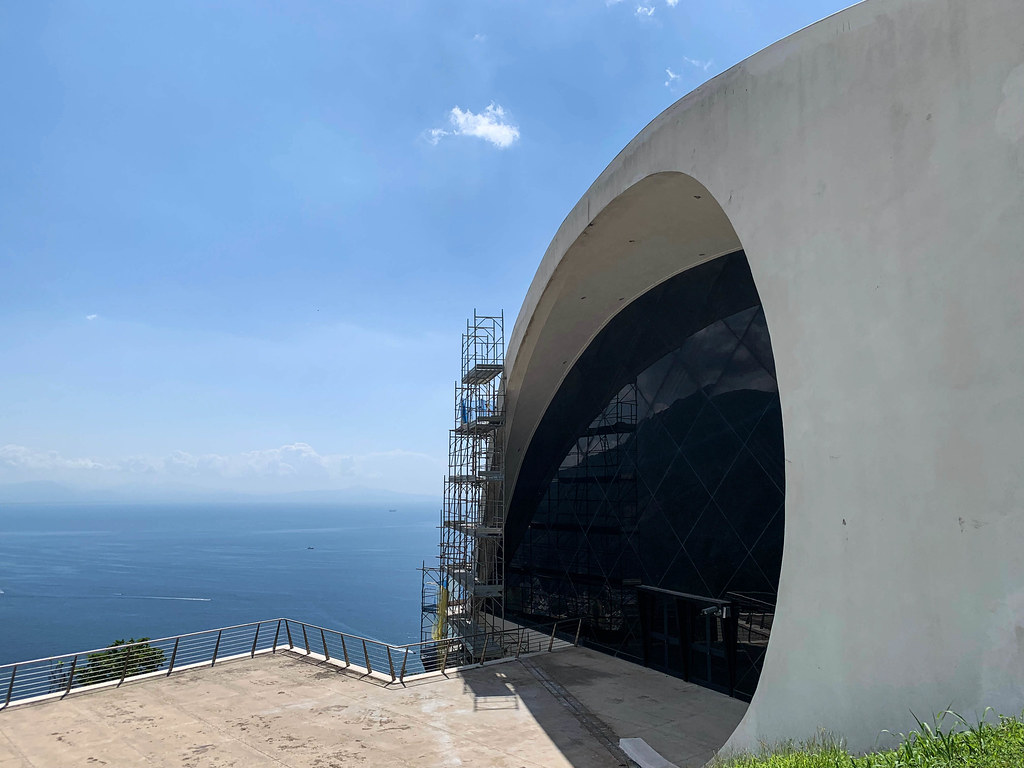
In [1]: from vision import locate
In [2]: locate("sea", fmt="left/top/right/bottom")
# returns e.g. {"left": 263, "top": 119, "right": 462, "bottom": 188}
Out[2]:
{"left": 0, "top": 502, "right": 439, "bottom": 666}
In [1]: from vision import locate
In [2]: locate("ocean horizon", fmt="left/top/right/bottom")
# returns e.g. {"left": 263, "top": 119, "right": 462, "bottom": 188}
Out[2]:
{"left": 0, "top": 502, "right": 439, "bottom": 666}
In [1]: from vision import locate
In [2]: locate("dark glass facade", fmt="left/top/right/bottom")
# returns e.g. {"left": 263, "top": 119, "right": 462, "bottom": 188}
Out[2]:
{"left": 506, "top": 251, "right": 783, "bottom": 700}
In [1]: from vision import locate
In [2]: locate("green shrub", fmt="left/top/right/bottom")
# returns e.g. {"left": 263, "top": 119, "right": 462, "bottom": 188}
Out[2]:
{"left": 75, "top": 638, "right": 166, "bottom": 687}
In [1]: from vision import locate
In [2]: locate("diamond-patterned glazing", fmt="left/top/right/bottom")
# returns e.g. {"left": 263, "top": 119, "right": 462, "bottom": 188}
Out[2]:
{"left": 506, "top": 251, "right": 784, "bottom": 700}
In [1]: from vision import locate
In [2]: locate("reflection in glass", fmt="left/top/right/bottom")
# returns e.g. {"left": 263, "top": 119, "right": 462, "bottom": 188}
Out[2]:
{"left": 506, "top": 251, "right": 783, "bottom": 701}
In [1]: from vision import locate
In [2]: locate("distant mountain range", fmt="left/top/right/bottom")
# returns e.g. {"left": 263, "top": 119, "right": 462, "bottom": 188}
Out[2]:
{"left": 0, "top": 480, "right": 438, "bottom": 505}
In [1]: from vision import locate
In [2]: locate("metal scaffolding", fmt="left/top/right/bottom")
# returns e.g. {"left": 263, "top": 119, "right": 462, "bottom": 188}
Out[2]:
{"left": 422, "top": 311, "right": 506, "bottom": 642}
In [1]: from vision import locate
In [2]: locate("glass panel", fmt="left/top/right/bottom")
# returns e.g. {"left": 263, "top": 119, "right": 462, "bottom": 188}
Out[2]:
{"left": 507, "top": 250, "right": 784, "bottom": 700}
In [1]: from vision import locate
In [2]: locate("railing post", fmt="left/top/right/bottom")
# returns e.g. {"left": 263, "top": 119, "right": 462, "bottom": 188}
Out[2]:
{"left": 574, "top": 618, "right": 583, "bottom": 647}
{"left": 301, "top": 624, "right": 310, "bottom": 654}
{"left": 440, "top": 643, "right": 448, "bottom": 674}
{"left": 362, "top": 640, "right": 372, "bottom": 674}
{"left": 478, "top": 634, "right": 489, "bottom": 665}
{"left": 118, "top": 645, "right": 134, "bottom": 686}
{"left": 386, "top": 647, "right": 396, "bottom": 681}
{"left": 211, "top": 630, "right": 223, "bottom": 667}
{"left": 251, "top": 622, "right": 262, "bottom": 658}
{"left": 548, "top": 621, "right": 559, "bottom": 653}
{"left": 320, "top": 629, "right": 330, "bottom": 661}
{"left": 285, "top": 620, "right": 294, "bottom": 649}
{"left": 399, "top": 649, "right": 409, "bottom": 683}
{"left": 4, "top": 665, "right": 17, "bottom": 707}
{"left": 340, "top": 635, "right": 350, "bottom": 666}
{"left": 272, "top": 620, "right": 282, "bottom": 653}
{"left": 167, "top": 638, "right": 179, "bottom": 675}
{"left": 63, "top": 656, "right": 78, "bottom": 697}
{"left": 515, "top": 627, "right": 524, "bottom": 659}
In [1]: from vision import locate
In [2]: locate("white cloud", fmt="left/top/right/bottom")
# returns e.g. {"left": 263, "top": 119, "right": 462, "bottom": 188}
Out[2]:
{"left": 86, "top": 314, "right": 98, "bottom": 320}
{"left": 666, "top": 57, "right": 715, "bottom": 89}
{"left": 135, "top": 443, "right": 356, "bottom": 482}
{"left": 0, "top": 442, "right": 443, "bottom": 496}
{"left": 0, "top": 444, "right": 108, "bottom": 471}
{"left": 429, "top": 103, "right": 520, "bottom": 149}
{"left": 610, "top": 0, "right": 675, "bottom": 15}
{"left": 472, "top": 33, "right": 486, "bottom": 42}
{"left": 682, "top": 55, "right": 714, "bottom": 72}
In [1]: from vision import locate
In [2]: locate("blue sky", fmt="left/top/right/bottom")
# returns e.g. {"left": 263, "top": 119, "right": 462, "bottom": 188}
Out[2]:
{"left": 0, "top": 0, "right": 853, "bottom": 498}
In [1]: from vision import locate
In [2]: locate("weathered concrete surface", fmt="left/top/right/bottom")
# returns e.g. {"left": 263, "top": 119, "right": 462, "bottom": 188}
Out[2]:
{"left": 0, "top": 652, "right": 626, "bottom": 768}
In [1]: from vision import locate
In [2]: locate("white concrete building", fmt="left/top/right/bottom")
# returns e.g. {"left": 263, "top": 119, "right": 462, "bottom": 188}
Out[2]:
{"left": 502, "top": 0, "right": 1024, "bottom": 753}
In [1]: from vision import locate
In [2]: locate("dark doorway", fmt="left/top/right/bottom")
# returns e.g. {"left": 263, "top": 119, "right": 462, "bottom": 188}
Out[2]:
{"left": 640, "top": 587, "right": 737, "bottom": 697}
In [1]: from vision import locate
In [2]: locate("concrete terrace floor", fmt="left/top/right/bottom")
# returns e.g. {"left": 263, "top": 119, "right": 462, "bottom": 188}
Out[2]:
{"left": 0, "top": 647, "right": 746, "bottom": 768}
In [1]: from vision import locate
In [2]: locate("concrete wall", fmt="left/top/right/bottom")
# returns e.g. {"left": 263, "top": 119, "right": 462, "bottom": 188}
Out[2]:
{"left": 503, "top": 0, "right": 1024, "bottom": 753}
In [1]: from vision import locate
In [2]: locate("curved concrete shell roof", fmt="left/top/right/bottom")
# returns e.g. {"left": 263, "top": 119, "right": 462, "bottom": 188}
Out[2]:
{"left": 504, "top": 0, "right": 1024, "bottom": 752}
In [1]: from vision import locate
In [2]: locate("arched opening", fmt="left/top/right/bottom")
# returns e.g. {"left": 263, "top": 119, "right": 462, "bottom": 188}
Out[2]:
{"left": 505, "top": 248, "right": 784, "bottom": 702}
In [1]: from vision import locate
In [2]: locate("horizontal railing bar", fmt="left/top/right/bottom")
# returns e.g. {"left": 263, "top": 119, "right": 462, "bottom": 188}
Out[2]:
{"left": 212, "top": 638, "right": 256, "bottom": 649}
{"left": 276, "top": 621, "right": 398, "bottom": 648}
{"left": 211, "top": 643, "right": 255, "bottom": 652}
{"left": 173, "top": 643, "right": 224, "bottom": 652}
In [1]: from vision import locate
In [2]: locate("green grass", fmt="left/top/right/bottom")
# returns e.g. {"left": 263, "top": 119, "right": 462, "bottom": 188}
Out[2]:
{"left": 712, "top": 710, "right": 1024, "bottom": 768}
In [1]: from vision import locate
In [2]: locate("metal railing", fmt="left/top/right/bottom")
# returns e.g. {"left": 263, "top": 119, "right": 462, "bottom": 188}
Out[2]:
{"left": 727, "top": 592, "right": 776, "bottom": 645}
{"left": 0, "top": 616, "right": 582, "bottom": 710}
{"left": 397, "top": 618, "right": 580, "bottom": 679}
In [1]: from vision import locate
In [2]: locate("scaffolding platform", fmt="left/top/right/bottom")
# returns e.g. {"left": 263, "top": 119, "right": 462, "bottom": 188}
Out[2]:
{"left": 463, "top": 363, "right": 503, "bottom": 386}
{"left": 451, "top": 571, "right": 502, "bottom": 598}
{"left": 454, "top": 415, "right": 502, "bottom": 434}
{"left": 446, "top": 471, "right": 503, "bottom": 483}
{"left": 444, "top": 521, "right": 503, "bottom": 537}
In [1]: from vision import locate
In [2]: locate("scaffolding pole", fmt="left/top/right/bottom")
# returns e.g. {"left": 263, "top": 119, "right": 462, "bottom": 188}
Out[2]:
{"left": 422, "top": 311, "right": 506, "bottom": 643}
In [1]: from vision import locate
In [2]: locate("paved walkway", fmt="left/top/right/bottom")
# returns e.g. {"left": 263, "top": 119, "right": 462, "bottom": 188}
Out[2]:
{"left": 0, "top": 647, "right": 746, "bottom": 767}
{"left": 525, "top": 648, "right": 748, "bottom": 767}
